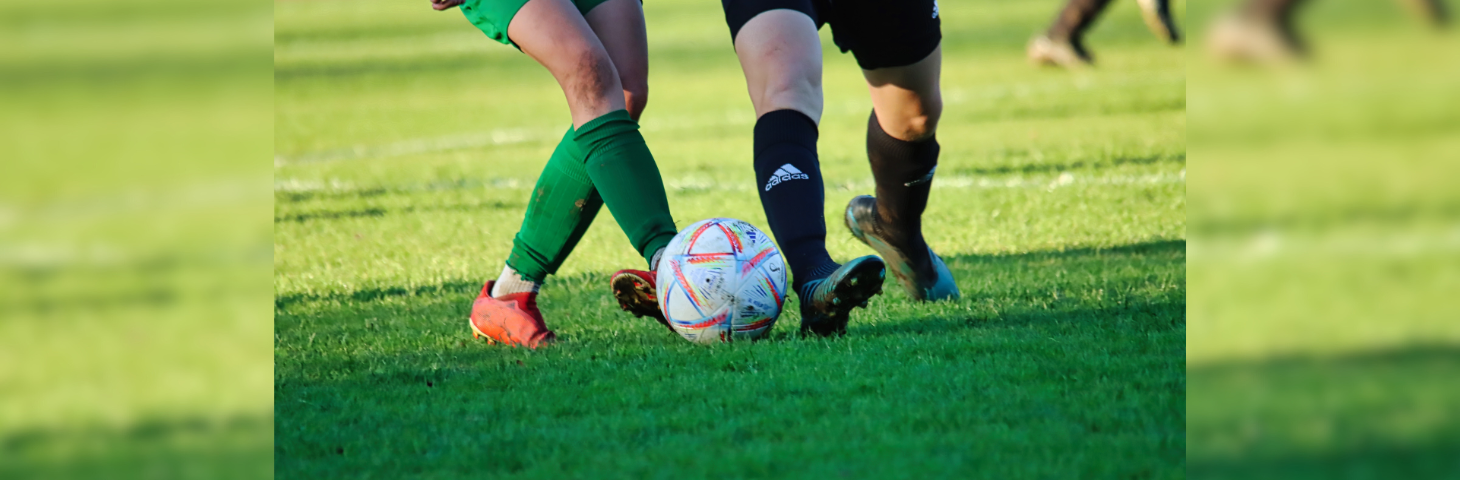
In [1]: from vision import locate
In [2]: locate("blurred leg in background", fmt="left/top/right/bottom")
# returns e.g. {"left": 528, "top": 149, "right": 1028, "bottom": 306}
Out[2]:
{"left": 1029, "top": 0, "right": 1181, "bottom": 68}
{"left": 1207, "top": 0, "right": 1309, "bottom": 63}
{"left": 1396, "top": 0, "right": 1448, "bottom": 26}
{"left": 1208, "top": 0, "right": 1446, "bottom": 64}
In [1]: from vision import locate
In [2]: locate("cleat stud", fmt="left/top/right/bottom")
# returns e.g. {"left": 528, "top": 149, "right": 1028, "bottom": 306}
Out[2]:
{"left": 860, "top": 301, "right": 869, "bottom": 308}
{"left": 833, "top": 298, "right": 841, "bottom": 306}
{"left": 850, "top": 278, "right": 859, "bottom": 286}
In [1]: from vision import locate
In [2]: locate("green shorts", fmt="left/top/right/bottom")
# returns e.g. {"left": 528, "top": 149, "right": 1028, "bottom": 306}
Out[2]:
{"left": 459, "top": 0, "right": 614, "bottom": 48}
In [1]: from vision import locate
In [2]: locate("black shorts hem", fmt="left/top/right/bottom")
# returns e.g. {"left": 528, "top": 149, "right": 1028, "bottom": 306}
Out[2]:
{"left": 722, "top": 0, "right": 941, "bottom": 70}
{"left": 840, "top": 30, "right": 941, "bottom": 70}
{"left": 723, "top": 0, "right": 822, "bottom": 42}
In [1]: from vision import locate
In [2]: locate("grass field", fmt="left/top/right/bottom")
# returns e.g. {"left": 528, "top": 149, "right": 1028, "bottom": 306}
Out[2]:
{"left": 1184, "top": 1, "right": 1460, "bottom": 478}
{"left": 273, "top": 0, "right": 1186, "bottom": 477}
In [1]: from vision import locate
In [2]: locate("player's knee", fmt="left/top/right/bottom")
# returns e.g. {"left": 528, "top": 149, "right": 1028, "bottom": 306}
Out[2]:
{"left": 755, "top": 76, "right": 822, "bottom": 120}
{"left": 564, "top": 50, "right": 623, "bottom": 109}
{"left": 887, "top": 96, "right": 942, "bottom": 141}
{"left": 623, "top": 84, "right": 648, "bottom": 121}
{"left": 903, "top": 109, "right": 941, "bottom": 141}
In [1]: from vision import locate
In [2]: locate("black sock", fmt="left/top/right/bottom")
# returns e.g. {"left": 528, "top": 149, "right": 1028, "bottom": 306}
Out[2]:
{"left": 754, "top": 110, "right": 838, "bottom": 294}
{"left": 866, "top": 110, "right": 937, "bottom": 267}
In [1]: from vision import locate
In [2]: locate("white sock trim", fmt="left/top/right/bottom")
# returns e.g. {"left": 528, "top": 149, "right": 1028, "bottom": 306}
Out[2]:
{"left": 650, "top": 247, "right": 665, "bottom": 272}
{"left": 491, "top": 265, "right": 540, "bottom": 297}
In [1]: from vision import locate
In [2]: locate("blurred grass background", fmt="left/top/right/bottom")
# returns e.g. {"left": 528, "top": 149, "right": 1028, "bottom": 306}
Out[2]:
{"left": 1186, "top": 0, "right": 1460, "bottom": 478}
{"left": 2, "top": 0, "right": 1457, "bottom": 476}
{"left": 0, "top": 0, "right": 273, "bottom": 478}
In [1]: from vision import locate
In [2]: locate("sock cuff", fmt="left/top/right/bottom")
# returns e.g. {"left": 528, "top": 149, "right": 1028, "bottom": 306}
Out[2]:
{"left": 867, "top": 109, "right": 939, "bottom": 150}
{"left": 572, "top": 109, "right": 637, "bottom": 145}
{"left": 504, "top": 255, "right": 549, "bottom": 283}
{"left": 643, "top": 232, "right": 673, "bottom": 270}
{"left": 754, "top": 109, "right": 819, "bottom": 156}
{"left": 648, "top": 244, "right": 667, "bottom": 271}
{"left": 867, "top": 110, "right": 939, "bottom": 185}
{"left": 492, "top": 264, "right": 542, "bottom": 297}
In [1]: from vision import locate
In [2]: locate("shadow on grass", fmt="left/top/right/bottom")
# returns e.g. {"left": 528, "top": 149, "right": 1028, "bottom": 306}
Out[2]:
{"left": 1188, "top": 346, "right": 1460, "bottom": 480}
{"left": 274, "top": 239, "right": 1187, "bottom": 330}
{"left": 273, "top": 200, "right": 524, "bottom": 224}
{"left": 271, "top": 271, "right": 613, "bottom": 312}
{"left": 1, "top": 413, "right": 273, "bottom": 480}
{"left": 949, "top": 153, "right": 1185, "bottom": 177}
{"left": 272, "top": 239, "right": 1188, "bottom": 478}
{"left": 855, "top": 239, "right": 1186, "bottom": 338}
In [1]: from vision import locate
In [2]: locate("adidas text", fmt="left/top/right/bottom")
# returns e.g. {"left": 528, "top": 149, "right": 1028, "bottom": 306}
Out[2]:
{"left": 764, "top": 164, "right": 810, "bottom": 191}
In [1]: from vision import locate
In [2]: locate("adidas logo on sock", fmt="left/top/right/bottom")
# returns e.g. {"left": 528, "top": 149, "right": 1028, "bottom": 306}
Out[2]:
{"left": 764, "top": 164, "right": 810, "bottom": 191}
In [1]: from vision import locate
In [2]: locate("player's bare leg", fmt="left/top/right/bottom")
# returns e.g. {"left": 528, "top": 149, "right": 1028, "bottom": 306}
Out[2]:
{"left": 1030, "top": 0, "right": 1180, "bottom": 67}
{"left": 584, "top": 0, "right": 650, "bottom": 120}
{"left": 453, "top": 0, "right": 678, "bottom": 346}
{"left": 845, "top": 45, "right": 958, "bottom": 302}
{"left": 1137, "top": 0, "right": 1182, "bottom": 43}
{"left": 1396, "top": 0, "right": 1449, "bottom": 26}
{"left": 575, "top": 0, "right": 676, "bottom": 328}
{"left": 863, "top": 46, "right": 942, "bottom": 143}
{"left": 509, "top": 0, "right": 628, "bottom": 126}
{"left": 1208, "top": 0, "right": 1308, "bottom": 63}
{"left": 735, "top": 10, "right": 884, "bottom": 336}
{"left": 735, "top": 10, "right": 825, "bottom": 122}
{"left": 462, "top": 0, "right": 625, "bottom": 348}
{"left": 1029, "top": 0, "right": 1112, "bottom": 67}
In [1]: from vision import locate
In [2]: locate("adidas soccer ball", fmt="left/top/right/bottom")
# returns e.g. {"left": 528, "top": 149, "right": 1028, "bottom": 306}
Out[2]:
{"left": 656, "top": 218, "right": 788, "bottom": 343}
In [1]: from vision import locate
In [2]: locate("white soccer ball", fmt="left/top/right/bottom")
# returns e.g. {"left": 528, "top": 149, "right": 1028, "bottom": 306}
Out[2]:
{"left": 656, "top": 218, "right": 788, "bottom": 343}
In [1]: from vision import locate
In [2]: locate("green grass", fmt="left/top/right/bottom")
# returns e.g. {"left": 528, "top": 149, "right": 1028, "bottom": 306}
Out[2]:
{"left": 273, "top": 0, "right": 1186, "bottom": 477}
{"left": 1182, "top": 0, "right": 1460, "bottom": 478}
{"left": 1, "top": 0, "right": 273, "bottom": 477}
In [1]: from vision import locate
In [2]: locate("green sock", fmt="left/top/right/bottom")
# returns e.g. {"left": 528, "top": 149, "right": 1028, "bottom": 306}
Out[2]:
{"left": 573, "top": 110, "right": 678, "bottom": 266}
{"left": 506, "top": 127, "right": 603, "bottom": 282}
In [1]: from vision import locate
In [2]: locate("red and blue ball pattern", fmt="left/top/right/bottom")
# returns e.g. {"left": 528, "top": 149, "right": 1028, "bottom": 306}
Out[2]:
{"left": 655, "top": 218, "right": 787, "bottom": 343}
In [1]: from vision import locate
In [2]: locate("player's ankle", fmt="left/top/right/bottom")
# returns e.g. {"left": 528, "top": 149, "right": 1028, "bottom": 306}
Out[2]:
{"left": 649, "top": 247, "right": 665, "bottom": 271}
{"left": 491, "top": 264, "right": 541, "bottom": 297}
{"left": 793, "top": 261, "right": 841, "bottom": 298}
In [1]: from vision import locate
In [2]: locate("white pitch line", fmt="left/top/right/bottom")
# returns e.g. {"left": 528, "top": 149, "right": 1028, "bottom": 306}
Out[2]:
{"left": 275, "top": 128, "right": 543, "bottom": 166}
{"left": 274, "top": 74, "right": 1184, "bottom": 167}
{"left": 1187, "top": 226, "right": 1460, "bottom": 261}
{"left": 275, "top": 170, "right": 1185, "bottom": 195}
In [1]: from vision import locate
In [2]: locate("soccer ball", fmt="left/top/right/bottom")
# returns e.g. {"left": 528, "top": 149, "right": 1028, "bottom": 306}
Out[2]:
{"left": 656, "top": 218, "right": 788, "bottom": 343}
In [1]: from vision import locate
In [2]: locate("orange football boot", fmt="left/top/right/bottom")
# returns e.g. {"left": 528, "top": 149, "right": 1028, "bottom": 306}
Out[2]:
{"left": 468, "top": 281, "right": 556, "bottom": 348}
{"left": 610, "top": 269, "right": 672, "bottom": 331}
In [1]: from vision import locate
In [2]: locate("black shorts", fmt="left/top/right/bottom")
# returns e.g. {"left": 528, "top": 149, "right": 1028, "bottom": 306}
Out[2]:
{"left": 722, "top": 0, "right": 941, "bottom": 70}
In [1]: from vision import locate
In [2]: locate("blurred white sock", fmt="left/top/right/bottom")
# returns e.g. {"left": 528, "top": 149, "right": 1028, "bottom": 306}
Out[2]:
{"left": 490, "top": 265, "right": 540, "bottom": 297}
{"left": 650, "top": 247, "right": 665, "bottom": 272}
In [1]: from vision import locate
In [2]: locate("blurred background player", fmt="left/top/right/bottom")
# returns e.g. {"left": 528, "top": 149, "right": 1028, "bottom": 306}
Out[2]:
{"left": 1207, "top": 0, "right": 1447, "bottom": 63}
{"left": 1029, "top": 0, "right": 1182, "bottom": 67}
{"left": 711, "top": 0, "right": 961, "bottom": 336}
{"left": 429, "top": 0, "right": 680, "bottom": 348}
